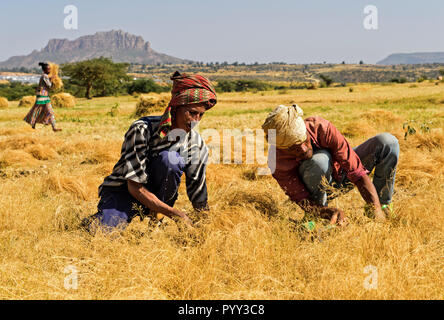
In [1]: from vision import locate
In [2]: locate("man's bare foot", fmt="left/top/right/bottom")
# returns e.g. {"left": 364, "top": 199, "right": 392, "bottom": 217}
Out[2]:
{"left": 32, "top": 126, "right": 36, "bottom": 129}
{"left": 53, "top": 128, "right": 62, "bottom": 132}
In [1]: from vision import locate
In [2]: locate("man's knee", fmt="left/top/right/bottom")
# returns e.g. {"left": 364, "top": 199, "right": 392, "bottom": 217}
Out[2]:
{"left": 299, "top": 151, "right": 331, "bottom": 182}
{"left": 376, "top": 133, "right": 399, "bottom": 157}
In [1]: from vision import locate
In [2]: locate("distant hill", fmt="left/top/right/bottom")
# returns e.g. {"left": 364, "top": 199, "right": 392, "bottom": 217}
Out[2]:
{"left": 377, "top": 52, "right": 444, "bottom": 65}
{"left": 0, "top": 30, "right": 191, "bottom": 69}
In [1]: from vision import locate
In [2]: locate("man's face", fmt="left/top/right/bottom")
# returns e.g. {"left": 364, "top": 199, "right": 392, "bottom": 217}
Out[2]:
{"left": 173, "top": 103, "right": 206, "bottom": 133}
{"left": 281, "top": 136, "right": 313, "bottom": 160}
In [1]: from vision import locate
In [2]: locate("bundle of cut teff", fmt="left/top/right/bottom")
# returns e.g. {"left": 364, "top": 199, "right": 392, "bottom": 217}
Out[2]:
{"left": 48, "top": 62, "right": 63, "bottom": 90}
{"left": 0, "top": 97, "right": 8, "bottom": 109}
{"left": 134, "top": 94, "right": 169, "bottom": 117}
{"left": 51, "top": 93, "right": 76, "bottom": 108}
{"left": 18, "top": 96, "right": 36, "bottom": 108}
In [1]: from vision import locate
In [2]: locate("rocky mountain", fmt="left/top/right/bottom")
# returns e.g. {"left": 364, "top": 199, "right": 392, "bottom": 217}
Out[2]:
{"left": 0, "top": 30, "right": 191, "bottom": 68}
{"left": 377, "top": 52, "right": 444, "bottom": 65}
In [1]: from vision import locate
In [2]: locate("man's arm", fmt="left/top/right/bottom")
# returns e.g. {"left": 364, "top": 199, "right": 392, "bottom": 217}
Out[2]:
{"left": 272, "top": 168, "right": 347, "bottom": 225}
{"left": 127, "top": 180, "right": 193, "bottom": 226}
{"left": 354, "top": 175, "right": 386, "bottom": 221}
{"left": 319, "top": 119, "right": 385, "bottom": 221}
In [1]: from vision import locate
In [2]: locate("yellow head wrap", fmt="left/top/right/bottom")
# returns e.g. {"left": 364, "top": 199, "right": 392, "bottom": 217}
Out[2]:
{"left": 262, "top": 104, "right": 307, "bottom": 148}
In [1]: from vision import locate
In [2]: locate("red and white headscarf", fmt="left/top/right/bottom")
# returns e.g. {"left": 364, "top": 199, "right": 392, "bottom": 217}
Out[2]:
{"left": 158, "top": 71, "right": 217, "bottom": 138}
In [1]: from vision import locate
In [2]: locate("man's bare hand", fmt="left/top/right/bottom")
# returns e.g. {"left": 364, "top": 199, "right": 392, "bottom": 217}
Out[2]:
{"left": 319, "top": 207, "right": 347, "bottom": 226}
{"left": 173, "top": 209, "right": 194, "bottom": 228}
{"left": 374, "top": 207, "right": 386, "bottom": 222}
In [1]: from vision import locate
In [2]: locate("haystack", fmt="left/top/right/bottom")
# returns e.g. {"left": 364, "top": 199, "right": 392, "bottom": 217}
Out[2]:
{"left": 51, "top": 93, "right": 76, "bottom": 108}
{"left": 48, "top": 62, "right": 63, "bottom": 90}
{"left": 0, "top": 97, "right": 8, "bottom": 109}
{"left": 133, "top": 94, "right": 169, "bottom": 117}
{"left": 18, "top": 96, "right": 36, "bottom": 108}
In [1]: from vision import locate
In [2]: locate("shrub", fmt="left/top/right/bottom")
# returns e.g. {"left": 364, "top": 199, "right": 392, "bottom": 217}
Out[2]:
{"left": 107, "top": 103, "right": 120, "bottom": 117}
{"left": 0, "top": 81, "right": 36, "bottom": 101}
{"left": 51, "top": 93, "right": 76, "bottom": 108}
{"left": 0, "top": 97, "right": 8, "bottom": 108}
{"left": 18, "top": 96, "right": 36, "bottom": 108}
{"left": 306, "top": 82, "right": 318, "bottom": 90}
{"left": 216, "top": 79, "right": 272, "bottom": 92}
{"left": 319, "top": 74, "right": 333, "bottom": 87}
{"left": 126, "top": 79, "right": 170, "bottom": 95}
{"left": 390, "top": 78, "right": 407, "bottom": 84}
{"left": 216, "top": 80, "right": 236, "bottom": 92}
{"left": 417, "top": 75, "right": 428, "bottom": 83}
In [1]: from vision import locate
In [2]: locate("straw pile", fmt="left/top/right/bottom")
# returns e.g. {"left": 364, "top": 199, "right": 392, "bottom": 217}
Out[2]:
{"left": 18, "top": 96, "right": 36, "bottom": 107}
{"left": 0, "top": 97, "right": 8, "bottom": 109}
{"left": 48, "top": 62, "right": 63, "bottom": 90}
{"left": 51, "top": 93, "right": 76, "bottom": 108}
{"left": 134, "top": 94, "right": 169, "bottom": 117}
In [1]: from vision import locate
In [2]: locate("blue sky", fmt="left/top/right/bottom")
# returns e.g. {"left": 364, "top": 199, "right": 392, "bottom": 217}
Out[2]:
{"left": 1, "top": 0, "right": 443, "bottom": 64}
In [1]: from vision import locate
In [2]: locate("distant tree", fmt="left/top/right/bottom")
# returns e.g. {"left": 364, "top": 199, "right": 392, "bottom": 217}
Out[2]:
{"left": 62, "top": 57, "right": 129, "bottom": 99}
{"left": 342, "top": 61, "right": 346, "bottom": 65}
{"left": 439, "top": 69, "right": 444, "bottom": 76}
{"left": 359, "top": 60, "right": 364, "bottom": 65}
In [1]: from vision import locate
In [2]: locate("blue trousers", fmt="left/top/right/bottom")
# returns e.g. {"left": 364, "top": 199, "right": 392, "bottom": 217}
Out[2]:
{"left": 298, "top": 133, "right": 399, "bottom": 206}
{"left": 89, "top": 150, "right": 185, "bottom": 231}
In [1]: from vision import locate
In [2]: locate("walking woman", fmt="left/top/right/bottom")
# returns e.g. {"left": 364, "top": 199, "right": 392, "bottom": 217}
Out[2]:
{"left": 24, "top": 62, "right": 62, "bottom": 132}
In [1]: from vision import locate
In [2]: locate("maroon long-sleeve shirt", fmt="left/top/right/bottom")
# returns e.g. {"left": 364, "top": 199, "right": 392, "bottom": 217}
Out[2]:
{"left": 269, "top": 116, "right": 368, "bottom": 203}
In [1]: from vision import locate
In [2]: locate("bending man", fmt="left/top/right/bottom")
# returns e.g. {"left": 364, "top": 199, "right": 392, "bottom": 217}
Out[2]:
{"left": 262, "top": 105, "right": 399, "bottom": 225}
{"left": 83, "top": 72, "right": 217, "bottom": 231}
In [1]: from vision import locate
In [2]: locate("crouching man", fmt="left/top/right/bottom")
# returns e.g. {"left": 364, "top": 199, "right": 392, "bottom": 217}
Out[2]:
{"left": 262, "top": 105, "right": 399, "bottom": 225}
{"left": 82, "top": 72, "right": 217, "bottom": 232}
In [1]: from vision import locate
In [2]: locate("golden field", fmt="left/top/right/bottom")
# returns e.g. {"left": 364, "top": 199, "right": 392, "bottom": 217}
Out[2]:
{"left": 0, "top": 82, "right": 443, "bottom": 299}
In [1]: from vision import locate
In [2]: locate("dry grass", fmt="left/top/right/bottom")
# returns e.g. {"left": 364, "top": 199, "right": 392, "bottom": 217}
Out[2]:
{"left": 51, "top": 93, "right": 76, "bottom": 108}
{"left": 0, "top": 82, "right": 443, "bottom": 300}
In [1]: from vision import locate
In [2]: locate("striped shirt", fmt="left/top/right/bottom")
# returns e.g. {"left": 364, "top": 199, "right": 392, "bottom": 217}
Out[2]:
{"left": 99, "top": 116, "right": 209, "bottom": 209}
